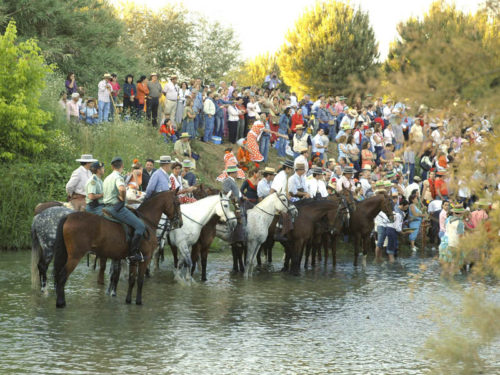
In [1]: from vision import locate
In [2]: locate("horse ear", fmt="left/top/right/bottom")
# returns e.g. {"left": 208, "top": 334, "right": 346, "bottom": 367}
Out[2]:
{"left": 226, "top": 190, "right": 232, "bottom": 198}
{"left": 175, "top": 187, "right": 180, "bottom": 194}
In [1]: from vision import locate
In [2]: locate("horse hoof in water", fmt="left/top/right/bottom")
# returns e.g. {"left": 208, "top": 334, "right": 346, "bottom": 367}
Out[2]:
{"left": 125, "top": 298, "right": 131, "bottom": 304}
{"left": 56, "top": 301, "right": 66, "bottom": 308}
{"left": 136, "top": 300, "right": 142, "bottom": 305}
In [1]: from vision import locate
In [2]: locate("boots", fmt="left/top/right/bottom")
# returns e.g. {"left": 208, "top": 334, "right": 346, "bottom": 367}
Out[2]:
{"left": 128, "top": 232, "right": 144, "bottom": 263}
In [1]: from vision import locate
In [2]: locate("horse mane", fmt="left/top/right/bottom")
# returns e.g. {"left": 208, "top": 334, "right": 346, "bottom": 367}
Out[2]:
{"left": 138, "top": 190, "right": 173, "bottom": 212}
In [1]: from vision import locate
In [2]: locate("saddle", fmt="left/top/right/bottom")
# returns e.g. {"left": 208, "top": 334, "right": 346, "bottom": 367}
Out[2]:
{"left": 101, "top": 205, "right": 149, "bottom": 243}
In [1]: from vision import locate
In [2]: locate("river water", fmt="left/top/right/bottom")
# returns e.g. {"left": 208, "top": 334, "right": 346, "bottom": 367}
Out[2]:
{"left": 1, "top": 245, "right": 499, "bottom": 374}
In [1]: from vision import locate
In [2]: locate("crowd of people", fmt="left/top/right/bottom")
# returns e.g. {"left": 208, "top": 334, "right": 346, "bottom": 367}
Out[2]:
{"left": 62, "top": 70, "right": 495, "bottom": 264}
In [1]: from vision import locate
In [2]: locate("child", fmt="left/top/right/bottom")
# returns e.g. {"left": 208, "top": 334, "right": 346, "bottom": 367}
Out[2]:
{"left": 160, "top": 118, "right": 177, "bottom": 143}
{"left": 83, "top": 99, "right": 98, "bottom": 125}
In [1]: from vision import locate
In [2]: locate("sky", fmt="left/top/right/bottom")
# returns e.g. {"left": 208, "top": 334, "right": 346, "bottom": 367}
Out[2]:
{"left": 114, "top": 0, "right": 483, "bottom": 61}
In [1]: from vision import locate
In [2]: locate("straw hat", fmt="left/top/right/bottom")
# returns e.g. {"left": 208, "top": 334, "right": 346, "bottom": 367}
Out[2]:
{"left": 170, "top": 74, "right": 178, "bottom": 79}
{"left": 452, "top": 207, "right": 466, "bottom": 214}
{"left": 348, "top": 109, "right": 358, "bottom": 117}
{"left": 413, "top": 176, "right": 422, "bottom": 182}
{"left": 103, "top": 73, "right": 111, "bottom": 78}
{"left": 362, "top": 165, "right": 372, "bottom": 171}
{"left": 180, "top": 132, "right": 190, "bottom": 139}
{"left": 263, "top": 167, "right": 276, "bottom": 174}
{"left": 71, "top": 92, "right": 80, "bottom": 98}
{"left": 295, "top": 163, "right": 306, "bottom": 171}
{"left": 182, "top": 159, "right": 192, "bottom": 168}
{"left": 343, "top": 166, "right": 355, "bottom": 174}
{"left": 476, "top": 198, "right": 491, "bottom": 207}
{"left": 155, "top": 155, "right": 172, "bottom": 164}
{"left": 150, "top": 72, "right": 158, "bottom": 77}
{"left": 295, "top": 125, "right": 305, "bottom": 131}
{"left": 311, "top": 167, "right": 324, "bottom": 175}
{"left": 327, "top": 182, "right": 337, "bottom": 190}
{"left": 393, "top": 157, "right": 402, "bottom": 163}
{"left": 226, "top": 166, "right": 239, "bottom": 174}
{"left": 75, "top": 154, "right": 97, "bottom": 163}
{"left": 299, "top": 146, "right": 308, "bottom": 153}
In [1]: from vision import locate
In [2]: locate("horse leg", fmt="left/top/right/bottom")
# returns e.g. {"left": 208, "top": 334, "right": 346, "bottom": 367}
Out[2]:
{"left": 304, "top": 241, "right": 311, "bottom": 269}
{"left": 281, "top": 242, "right": 290, "bottom": 272}
{"left": 244, "top": 240, "right": 262, "bottom": 277}
{"left": 331, "top": 234, "right": 337, "bottom": 267}
{"left": 256, "top": 247, "right": 262, "bottom": 267}
{"left": 231, "top": 244, "right": 238, "bottom": 272}
{"left": 353, "top": 234, "right": 359, "bottom": 267}
{"left": 107, "top": 260, "right": 121, "bottom": 297}
{"left": 135, "top": 261, "right": 148, "bottom": 305}
{"left": 291, "top": 241, "right": 303, "bottom": 276}
{"left": 97, "top": 257, "right": 107, "bottom": 285}
{"left": 125, "top": 262, "right": 137, "bottom": 304}
{"left": 55, "top": 256, "right": 80, "bottom": 308}
{"left": 38, "top": 260, "right": 48, "bottom": 294}
{"left": 201, "top": 247, "right": 208, "bottom": 282}
{"left": 171, "top": 246, "right": 179, "bottom": 269}
{"left": 191, "top": 245, "right": 199, "bottom": 277}
{"left": 362, "top": 237, "right": 368, "bottom": 268}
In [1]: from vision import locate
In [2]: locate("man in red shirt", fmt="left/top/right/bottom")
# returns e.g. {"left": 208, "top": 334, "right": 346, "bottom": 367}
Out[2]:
{"left": 434, "top": 170, "right": 449, "bottom": 200}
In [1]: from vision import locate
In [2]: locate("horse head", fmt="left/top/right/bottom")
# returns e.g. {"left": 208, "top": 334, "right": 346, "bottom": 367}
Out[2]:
{"left": 381, "top": 193, "right": 395, "bottom": 221}
{"left": 165, "top": 188, "right": 183, "bottom": 229}
{"left": 217, "top": 192, "right": 237, "bottom": 232}
{"left": 276, "top": 193, "right": 298, "bottom": 218}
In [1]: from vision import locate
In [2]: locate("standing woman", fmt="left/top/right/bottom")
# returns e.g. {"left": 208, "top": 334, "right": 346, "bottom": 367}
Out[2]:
{"left": 240, "top": 168, "right": 261, "bottom": 208}
{"left": 371, "top": 122, "right": 384, "bottom": 165}
{"left": 361, "top": 140, "right": 374, "bottom": 169}
{"left": 135, "top": 75, "right": 149, "bottom": 120}
{"left": 277, "top": 107, "right": 291, "bottom": 157}
{"left": 122, "top": 74, "right": 136, "bottom": 118}
{"left": 227, "top": 100, "right": 241, "bottom": 144}
{"left": 269, "top": 96, "right": 281, "bottom": 144}
{"left": 408, "top": 193, "right": 426, "bottom": 251}
{"left": 346, "top": 134, "right": 361, "bottom": 171}
{"left": 182, "top": 98, "right": 196, "bottom": 139}
{"left": 65, "top": 72, "right": 78, "bottom": 96}
{"left": 176, "top": 82, "right": 190, "bottom": 126}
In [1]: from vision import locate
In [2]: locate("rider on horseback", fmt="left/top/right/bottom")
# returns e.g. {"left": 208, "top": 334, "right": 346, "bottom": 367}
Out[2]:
{"left": 85, "top": 161, "right": 105, "bottom": 215}
{"left": 103, "top": 157, "right": 145, "bottom": 263}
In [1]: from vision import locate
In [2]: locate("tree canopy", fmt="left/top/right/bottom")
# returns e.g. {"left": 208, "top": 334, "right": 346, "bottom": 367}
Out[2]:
{"left": 278, "top": 0, "right": 378, "bottom": 97}
{"left": 0, "top": 21, "right": 52, "bottom": 160}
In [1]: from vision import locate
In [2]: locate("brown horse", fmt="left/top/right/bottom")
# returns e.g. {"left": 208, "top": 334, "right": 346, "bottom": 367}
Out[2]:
{"left": 53, "top": 190, "right": 182, "bottom": 307}
{"left": 283, "top": 199, "right": 345, "bottom": 275}
{"left": 347, "top": 192, "right": 394, "bottom": 266}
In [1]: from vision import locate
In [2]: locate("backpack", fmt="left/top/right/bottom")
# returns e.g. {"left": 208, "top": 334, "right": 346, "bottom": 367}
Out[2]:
{"left": 420, "top": 155, "right": 432, "bottom": 171}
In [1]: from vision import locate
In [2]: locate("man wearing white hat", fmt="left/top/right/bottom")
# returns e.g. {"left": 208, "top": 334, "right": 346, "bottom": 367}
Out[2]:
{"left": 145, "top": 156, "right": 173, "bottom": 199}
{"left": 294, "top": 147, "right": 310, "bottom": 172}
{"left": 98, "top": 73, "right": 112, "bottom": 123}
{"left": 163, "top": 74, "right": 179, "bottom": 126}
{"left": 66, "top": 154, "right": 97, "bottom": 211}
{"left": 257, "top": 167, "right": 276, "bottom": 201}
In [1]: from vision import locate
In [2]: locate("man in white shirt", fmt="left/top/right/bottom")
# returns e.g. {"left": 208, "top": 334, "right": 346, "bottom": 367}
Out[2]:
{"left": 257, "top": 167, "right": 276, "bottom": 201}
{"left": 97, "top": 73, "right": 112, "bottom": 123}
{"left": 359, "top": 166, "right": 372, "bottom": 196}
{"left": 162, "top": 74, "right": 179, "bottom": 124}
{"left": 312, "top": 128, "right": 326, "bottom": 161}
{"left": 404, "top": 176, "right": 421, "bottom": 200}
{"left": 336, "top": 166, "right": 355, "bottom": 193}
{"left": 383, "top": 99, "right": 393, "bottom": 121}
{"left": 294, "top": 147, "right": 309, "bottom": 172}
{"left": 339, "top": 108, "right": 357, "bottom": 130}
{"left": 288, "top": 163, "right": 310, "bottom": 201}
{"left": 306, "top": 168, "right": 328, "bottom": 198}
{"left": 431, "top": 122, "right": 444, "bottom": 145}
{"left": 66, "top": 154, "right": 97, "bottom": 211}
{"left": 270, "top": 160, "right": 295, "bottom": 197}
{"left": 203, "top": 91, "right": 216, "bottom": 142}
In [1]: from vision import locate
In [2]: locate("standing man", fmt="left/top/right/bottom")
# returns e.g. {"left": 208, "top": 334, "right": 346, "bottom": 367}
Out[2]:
{"left": 264, "top": 72, "right": 281, "bottom": 89}
{"left": 85, "top": 161, "right": 105, "bottom": 215}
{"left": 145, "top": 155, "right": 173, "bottom": 199}
{"left": 192, "top": 88, "right": 204, "bottom": 136}
{"left": 257, "top": 167, "right": 276, "bottom": 201}
{"left": 97, "top": 73, "right": 112, "bottom": 123}
{"left": 103, "top": 157, "right": 145, "bottom": 262}
{"left": 142, "top": 158, "right": 156, "bottom": 191}
{"left": 312, "top": 128, "right": 326, "bottom": 161}
{"left": 291, "top": 125, "right": 312, "bottom": 158}
{"left": 147, "top": 73, "right": 163, "bottom": 127}
{"left": 66, "top": 154, "right": 97, "bottom": 211}
{"left": 203, "top": 90, "right": 216, "bottom": 142}
{"left": 163, "top": 75, "right": 179, "bottom": 127}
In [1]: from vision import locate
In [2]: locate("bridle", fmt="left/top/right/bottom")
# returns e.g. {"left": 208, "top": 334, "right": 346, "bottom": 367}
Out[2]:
{"left": 182, "top": 196, "right": 237, "bottom": 226}
{"left": 255, "top": 192, "right": 294, "bottom": 216}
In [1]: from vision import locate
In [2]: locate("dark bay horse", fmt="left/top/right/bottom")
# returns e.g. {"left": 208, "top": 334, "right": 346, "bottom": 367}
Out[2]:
{"left": 283, "top": 199, "right": 345, "bottom": 275}
{"left": 347, "top": 192, "right": 394, "bottom": 266}
{"left": 53, "top": 190, "right": 182, "bottom": 307}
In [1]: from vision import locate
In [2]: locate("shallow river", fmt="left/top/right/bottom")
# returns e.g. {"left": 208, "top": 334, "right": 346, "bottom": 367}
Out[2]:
{"left": 1, "top": 245, "right": 499, "bottom": 374}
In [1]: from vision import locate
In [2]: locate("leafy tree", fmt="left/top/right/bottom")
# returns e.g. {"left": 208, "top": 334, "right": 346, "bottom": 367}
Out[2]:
{"left": 188, "top": 18, "right": 240, "bottom": 84}
{"left": 0, "top": 0, "right": 144, "bottom": 89}
{"left": 278, "top": 0, "right": 378, "bottom": 97}
{"left": 0, "top": 21, "right": 52, "bottom": 160}
{"left": 383, "top": 0, "right": 500, "bottom": 107}
{"left": 226, "top": 52, "right": 281, "bottom": 88}
{"left": 120, "top": 3, "right": 193, "bottom": 78}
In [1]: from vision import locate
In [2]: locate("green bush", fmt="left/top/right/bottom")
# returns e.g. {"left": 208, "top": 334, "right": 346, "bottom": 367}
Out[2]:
{"left": 0, "top": 161, "right": 73, "bottom": 249}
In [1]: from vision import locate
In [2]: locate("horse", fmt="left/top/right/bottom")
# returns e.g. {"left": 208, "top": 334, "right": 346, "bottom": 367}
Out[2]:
{"left": 244, "top": 193, "right": 298, "bottom": 277}
{"left": 53, "top": 190, "right": 182, "bottom": 308}
{"left": 282, "top": 198, "right": 346, "bottom": 274}
{"left": 31, "top": 206, "right": 74, "bottom": 292}
{"left": 347, "top": 192, "right": 394, "bottom": 266}
{"left": 166, "top": 193, "right": 237, "bottom": 282}
{"left": 34, "top": 201, "right": 73, "bottom": 215}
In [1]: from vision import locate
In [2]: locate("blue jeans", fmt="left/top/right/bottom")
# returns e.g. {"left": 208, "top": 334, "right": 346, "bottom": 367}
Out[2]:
{"left": 105, "top": 204, "right": 145, "bottom": 236}
{"left": 163, "top": 133, "right": 177, "bottom": 143}
{"left": 203, "top": 115, "right": 215, "bottom": 142}
{"left": 329, "top": 124, "right": 337, "bottom": 141}
{"left": 98, "top": 101, "right": 110, "bottom": 123}
{"left": 376, "top": 226, "right": 387, "bottom": 248}
{"left": 86, "top": 204, "right": 103, "bottom": 216}
{"left": 183, "top": 120, "right": 195, "bottom": 139}
{"left": 194, "top": 113, "right": 203, "bottom": 135}
{"left": 260, "top": 135, "right": 270, "bottom": 162}
{"left": 386, "top": 227, "right": 398, "bottom": 255}
{"left": 215, "top": 115, "right": 224, "bottom": 137}
{"left": 403, "top": 163, "right": 415, "bottom": 182}
{"left": 276, "top": 132, "right": 287, "bottom": 157}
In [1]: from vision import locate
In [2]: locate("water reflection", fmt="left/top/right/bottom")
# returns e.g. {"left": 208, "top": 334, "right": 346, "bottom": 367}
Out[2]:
{"left": 0, "top": 249, "right": 498, "bottom": 374}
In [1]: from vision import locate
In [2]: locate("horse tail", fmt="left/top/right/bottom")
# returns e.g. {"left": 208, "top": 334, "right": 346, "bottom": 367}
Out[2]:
{"left": 53, "top": 216, "right": 68, "bottom": 288}
{"left": 31, "top": 224, "right": 41, "bottom": 289}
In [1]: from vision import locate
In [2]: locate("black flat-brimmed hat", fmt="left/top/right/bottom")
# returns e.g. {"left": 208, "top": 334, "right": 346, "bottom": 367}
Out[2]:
{"left": 281, "top": 159, "right": 295, "bottom": 169}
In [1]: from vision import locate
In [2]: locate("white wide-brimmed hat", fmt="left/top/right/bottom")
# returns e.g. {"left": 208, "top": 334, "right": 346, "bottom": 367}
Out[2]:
{"left": 75, "top": 154, "right": 97, "bottom": 163}
{"left": 155, "top": 155, "right": 172, "bottom": 164}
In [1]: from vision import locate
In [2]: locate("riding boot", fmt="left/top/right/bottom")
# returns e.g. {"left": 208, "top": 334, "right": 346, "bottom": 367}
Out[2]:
{"left": 128, "top": 232, "right": 144, "bottom": 263}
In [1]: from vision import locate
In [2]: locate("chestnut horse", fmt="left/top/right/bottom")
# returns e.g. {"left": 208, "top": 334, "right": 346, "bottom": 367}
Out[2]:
{"left": 53, "top": 190, "right": 182, "bottom": 307}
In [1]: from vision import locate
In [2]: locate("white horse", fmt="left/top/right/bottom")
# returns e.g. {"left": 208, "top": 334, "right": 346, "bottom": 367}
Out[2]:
{"left": 164, "top": 192, "right": 237, "bottom": 281}
{"left": 244, "top": 192, "right": 298, "bottom": 277}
